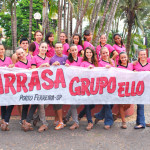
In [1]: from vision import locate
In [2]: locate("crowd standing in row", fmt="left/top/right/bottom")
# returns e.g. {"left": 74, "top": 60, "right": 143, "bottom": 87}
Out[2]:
{"left": 0, "top": 29, "right": 150, "bottom": 132}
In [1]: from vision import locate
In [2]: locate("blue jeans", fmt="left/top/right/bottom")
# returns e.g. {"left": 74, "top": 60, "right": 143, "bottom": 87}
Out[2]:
{"left": 136, "top": 104, "right": 145, "bottom": 127}
{"left": 95, "top": 105, "right": 113, "bottom": 126}
{"left": 79, "top": 105, "right": 95, "bottom": 123}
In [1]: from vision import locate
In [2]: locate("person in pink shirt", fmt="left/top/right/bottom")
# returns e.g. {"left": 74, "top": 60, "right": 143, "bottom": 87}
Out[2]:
{"left": 45, "top": 32, "right": 55, "bottom": 59}
{"left": 22, "top": 42, "right": 50, "bottom": 132}
{"left": 134, "top": 50, "right": 150, "bottom": 129}
{"left": 60, "top": 32, "right": 70, "bottom": 56}
{"left": 15, "top": 47, "right": 32, "bottom": 69}
{"left": 0, "top": 44, "right": 14, "bottom": 131}
{"left": 98, "top": 47, "right": 115, "bottom": 68}
{"left": 96, "top": 34, "right": 118, "bottom": 62}
{"left": 83, "top": 30, "right": 95, "bottom": 51}
{"left": 63, "top": 44, "right": 83, "bottom": 130}
{"left": 113, "top": 34, "right": 126, "bottom": 65}
{"left": 94, "top": 47, "right": 114, "bottom": 130}
{"left": 79, "top": 47, "right": 98, "bottom": 131}
{"left": 113, "top": 52, "right": 132, "bottom": 129}
{"left": 29, "top": 30, "right": 43, "bottom": 56}
{"left": 72, "top": 34, "right": 84, "bottom": 57}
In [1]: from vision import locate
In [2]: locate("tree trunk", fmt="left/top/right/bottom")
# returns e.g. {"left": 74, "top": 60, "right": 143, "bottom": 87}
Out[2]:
{"left": 89, "top": 0, "right": 98, "bottom": 31}
{"left": 70, "top": 3, "right": 72, "bottom": 38}
{"left": 11, "top": 4, "right": 14, "bottom": 52}
{"left": 126, "top": 9, "right": 135, "bottom": 57}
{"left": 57, "top": 0, "right": 60, "bottom": 40}
{"left": 42, "top": 0, "right": 49, "bottom": 38}
{"left": 29, "top": 0, "right": 33, "bottom": 43}
{"left": 64, "top": 0, "right": 66, "bottom": 32}
{"left": 73, "top": 0, "right": 89, "bottom": 35}
{"left": 67, "top": 2, "right": 70, "bottom": 38}
{"left": 59, "top": 0, "right": 63, "bottom": 34}
{"left": 106, "top": 0, "right": 120, "bottom": 38}
{"left": 94, "top": 0, "right": 111, "bottom": 46}
{"left": 13, "top": 1, "right": 17, "bottom": 52}
{"left": 79, "top": 0, "right": 84, "bottom": 35}
{"left": 103, "top": 0, "right": 116, "bottom": 34}
{"left": 91, "top": 0, "right": 103, "bottom": 35}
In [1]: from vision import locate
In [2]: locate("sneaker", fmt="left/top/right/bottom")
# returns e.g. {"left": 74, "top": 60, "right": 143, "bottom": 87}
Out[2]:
{"left": 121, "top": 122, "right": 127, "bottom": 129}
{"left": 104, "top": 125, "right": 110, "bottom": 130}
{"left": 86, "top": 123, "right": 93, "bottom": 131}
{"left": 70, "top": 123, "right": 79, "bottom": 130}
{"left": 38, "top": 124, "right": 48, "bottom": 133}
{"left": 55, "top": 122, "right": 64, "bottom": 130}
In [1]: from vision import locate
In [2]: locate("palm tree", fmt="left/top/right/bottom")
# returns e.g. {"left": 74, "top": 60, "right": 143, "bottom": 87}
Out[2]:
{"left": 29, "top": 0, "right": 33, "bottom": 43}
{"left": 119, "top": 0, "right": 150, "bottom": 56}
{"left": 94, "top": 0, "right": 111, "bottom": 46}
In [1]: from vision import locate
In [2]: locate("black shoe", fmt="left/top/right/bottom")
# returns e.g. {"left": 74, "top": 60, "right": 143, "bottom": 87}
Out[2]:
{"left": 134, "top": 125, "right": 145, "bottom": 129}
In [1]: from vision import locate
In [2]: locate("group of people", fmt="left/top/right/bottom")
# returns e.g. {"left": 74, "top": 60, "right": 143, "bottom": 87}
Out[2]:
{"left": 0, "top": 29, "right": 150, "bottom": 133}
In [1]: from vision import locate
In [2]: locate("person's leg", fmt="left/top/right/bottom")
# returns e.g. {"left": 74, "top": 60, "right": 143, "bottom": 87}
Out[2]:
{"left": 69, "top": 105, "right": 80, "bottom": 130}
{"left": 26, "top": 105, "right": 38, "bottom": 123}
{"left": 4, "top": 105, "right": 14, "bottom": 123}
{"left": 21, "top": 105, "right": 30, "bottom": 121}
{"left": 136, "top": 104, "right": 145, "bottom": 127}
{"left": 38, "top": 105, "right": 48, "bottom": 126}
{"left": 1, "top": 106, "right": 6, "bottom": 120}
{"left": 1, "top": 105, "right": 14, "bottom": 131}
{"left": 85, "top": 105, "right": 95, "bottom": 123}
{"left": 104, "top": 105, "right": 114, "bottom": 127}
{"left": 94, "top": 105, "right": 105, "bottom": 120}
{"left": 71, "top": 105, "right": 79, "bottom": 124}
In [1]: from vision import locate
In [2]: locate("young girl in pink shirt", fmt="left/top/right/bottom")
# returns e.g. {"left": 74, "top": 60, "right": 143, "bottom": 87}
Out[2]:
{"left": 94, "top": 47, "right": 114, "bottom": 130}
{"left": 60, "top": 32, "right": 70, "bottom": 56}
{"left": 0, "top": 44, "right": 14, "bottom": 131}
{"left": 134, "top": 50, "right": 150, "bottom": 129}
{"left": 45, "top": 32, "right": 55, "bottom": 59}
{"left": 114, "top": 52, "right": 132, "bottom": 129}
{"left": 29, "top": 30, "right": 43, "bottom": 56}
{"left": 72, "top": 34, "right": 84, "bottom": 57}
{"left": 79, "top": 47, "right": 98, "bottom": 131}
{"left": 98, "top": 47, "right": 115, "bottom": 67}
{"left": 96, "top": 34, "right": 118, "bottom": 62}
{"left": 113, "top": 34, "right": 126, "bottom": 65}
{"left": 15, "top": 47, "right": 32, "bottom": 69}
{"left": 63, "top": 45, "right": 83, "bottom": 130}
{"left": 22, "top": 42, "right": 50, "bottom": 132}
{"left": 83, "top": 30, "right": 95, "bottom": 51}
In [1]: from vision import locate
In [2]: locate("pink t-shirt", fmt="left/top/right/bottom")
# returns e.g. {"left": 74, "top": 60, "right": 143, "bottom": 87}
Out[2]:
{"left": 0, "top": 57, "right": 12, "bottom": 67}
{"left": 26, "top": 53, "right": 32, "bottom": 61}
{"left": 66, "top": 57, "right": 83, "bottom": 66}
{"left": 83, "top": 41, "right": 95, "bottom": 50}
{"left": 113, "top": 44, "right": 126, "bottom": 64}
{"left": 96, "top": 44, "right": 115, "bottom": 61}
{"left": 46, "top": 45, "right": 55, "bottom": 58}
{"left": 77, "top": 45, "right": 83, "bottom": 57}
{"left": 98, "top": 59, "right": 115, "bottom": 67}
{"left": 63, "top": 43, "right": 70, "bottom": 56}
{"left": 15, "top": 60, "right": 31, "bottom": 69}
{"left": 33, "top": 42, "right": 40, "bottom": 56}
{"left": 31, "top": 55, "right": 49, "bottom": 68}
{"left": 80, "top": 61, "right": 95, "bottom": 68}
{"left": 117, "top": 63, "right": 133, "bottom": 71}
{"left": 133, "top": 62, "right": 150, "bottom": 71}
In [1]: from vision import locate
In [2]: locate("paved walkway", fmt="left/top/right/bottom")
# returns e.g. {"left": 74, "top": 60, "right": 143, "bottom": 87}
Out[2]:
{"left": 0, "top": 105, "right": 150, "bottom": 150}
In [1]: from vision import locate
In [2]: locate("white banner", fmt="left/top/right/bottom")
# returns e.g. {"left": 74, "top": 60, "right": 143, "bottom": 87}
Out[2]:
{"left": 0, "top": 66, "right": 150, "bottom": 106}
